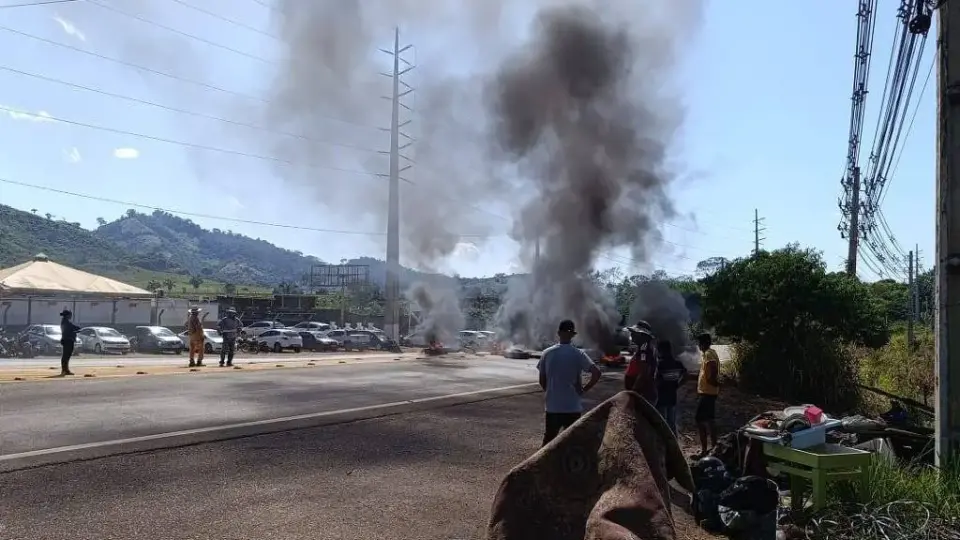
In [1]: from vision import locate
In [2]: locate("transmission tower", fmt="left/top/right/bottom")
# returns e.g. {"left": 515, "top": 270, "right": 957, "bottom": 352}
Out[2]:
{"left": 378, "top": 27, "right": 415, "bottom": 341}
{"left": 753, "top": 209, "right": 766, "bottom": 256}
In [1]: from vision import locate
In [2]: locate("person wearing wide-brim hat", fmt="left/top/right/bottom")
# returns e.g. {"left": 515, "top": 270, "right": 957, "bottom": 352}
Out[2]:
{"left": 623, "top": 320, "right": 658, "bottom": 404}
{"left": 58, "top": 309, "right": 81, "bottom": 376}
{"left": 185, "top": 307, "right": 205, "bottom": 367}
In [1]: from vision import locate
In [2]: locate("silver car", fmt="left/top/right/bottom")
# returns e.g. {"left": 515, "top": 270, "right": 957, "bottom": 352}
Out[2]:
{"left": 78, "top": 327, "right": 132, "bottom": 354}
{"left": 20, "top": 324, "right": 82, "bottom": 356}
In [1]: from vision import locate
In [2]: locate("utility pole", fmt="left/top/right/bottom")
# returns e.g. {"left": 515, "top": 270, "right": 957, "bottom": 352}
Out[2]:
{"left": 378, "top": 27, "right": 414, "bottom": 342}
{"left": 916, "top": 244, "right": 922, "bottom": 337}
{"left": 936, "top": 1, "right": 960, "bottom": 465}
{"left": 753, "top": 209, "right": 766, "bottom": 256}
{"left": 845, "top": 167, "right": 862, "bottom": 276}
{"left": 535, "top": 238, "right": 541, "bottom": 266}
{"left": 908, "top": 250, "right": 915, "bottom": 350}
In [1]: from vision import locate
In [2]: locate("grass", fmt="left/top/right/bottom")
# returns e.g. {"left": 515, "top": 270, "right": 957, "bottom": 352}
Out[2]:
{"left": 802, "top": 459, "right": 960, "bottom": 540}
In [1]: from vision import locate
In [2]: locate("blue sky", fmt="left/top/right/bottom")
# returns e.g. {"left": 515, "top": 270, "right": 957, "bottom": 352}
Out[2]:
{"left": 0, "top": 0, "right": 935, "bottom": 280}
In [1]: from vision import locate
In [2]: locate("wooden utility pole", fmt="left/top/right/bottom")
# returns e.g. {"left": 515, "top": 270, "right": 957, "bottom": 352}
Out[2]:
{"left": 936, "top": 2, "right": 960, "bottom": 464}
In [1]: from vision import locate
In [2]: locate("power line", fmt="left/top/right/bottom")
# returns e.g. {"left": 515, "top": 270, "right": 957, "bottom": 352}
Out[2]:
{"left": 0, "top": 24, "right": 378, "bottom": 130}
{"left": 166, "top": 0, "right": 279, "bottom": 40}
{"left": 0, "top": 0, "right": 79, "bottom": 8}
{"left": 86, "top": 0, "right": 274, "bottom": 66}
{"left": 0, "top": 64, "right": 381, "bottom": 154}
{"left": 0, "top": 104, "right": 385, "bottom": 180}
{"left": 0, "top": 177, "right": 496, "bottom": 239}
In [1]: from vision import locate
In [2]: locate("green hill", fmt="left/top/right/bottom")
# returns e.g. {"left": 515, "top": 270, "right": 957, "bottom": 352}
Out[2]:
{"left": 0, "top": 204, "right": 509, "bottom": 295}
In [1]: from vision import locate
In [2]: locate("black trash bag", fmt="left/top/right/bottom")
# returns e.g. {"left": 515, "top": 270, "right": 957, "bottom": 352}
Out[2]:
{"left": 692, "top": 457, "right": 736, "bottom": 532}
{"left": 718, "top": 476, "right": 780, "bottom": 540}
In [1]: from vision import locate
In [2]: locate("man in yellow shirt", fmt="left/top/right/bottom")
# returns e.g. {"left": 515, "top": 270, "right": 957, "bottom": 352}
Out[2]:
{"left": 695, "top": 332, "right": 720, "bottom": 456}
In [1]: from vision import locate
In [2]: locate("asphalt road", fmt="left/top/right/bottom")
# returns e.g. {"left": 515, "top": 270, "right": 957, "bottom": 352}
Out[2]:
{"left": 0, "top": 380, "right": 636, "bottom": 540}
{"left": 0, "top": 356, "right": 539, "bottom": 456}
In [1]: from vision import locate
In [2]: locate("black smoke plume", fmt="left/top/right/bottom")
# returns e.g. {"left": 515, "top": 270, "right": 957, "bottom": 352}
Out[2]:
{"left": 487, "top": 4, "right": 693, "bottom": 349}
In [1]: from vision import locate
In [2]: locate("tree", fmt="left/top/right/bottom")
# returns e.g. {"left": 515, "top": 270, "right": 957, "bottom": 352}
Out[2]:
{"left": 696, "top": 257, "right": 729, "bottom": 277}
{"left": 44, "top": 213, "right": 52, "bottom": 220}
{"left": 96, "top": 217, "right": 107, "bottom": 227}
{"left": 222, "top": 282, "right": 237, "bottom": 295}
{"left": 125, "top": 209, "right": 137, "bottom": 218}
{"left": 702, "top": 245, "right": 887, "bottom": 408}
{"left": 30, "top": 208, "right": 37, "bottom": 214}
{"left": 162, "top": 278, "right": 175, "bottom": 292}
{"left": 189, "top": 276, "right": 204, "bottom": 290}
{"left": 146, "top": 280, "right": 162, "bottom": 292}
{"left": 868, "top": 279, "right": 910, "bottom": 324}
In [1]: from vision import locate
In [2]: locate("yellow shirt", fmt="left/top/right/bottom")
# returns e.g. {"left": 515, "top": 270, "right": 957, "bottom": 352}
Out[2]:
{"left": 697, "top": 348, "right": 720, "bottom": 395}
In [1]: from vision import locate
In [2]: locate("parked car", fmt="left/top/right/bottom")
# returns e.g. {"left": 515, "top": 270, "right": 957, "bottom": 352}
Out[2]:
{"left": 130, "top": 326, "right": 184, "bottom": 354}
{"left": 20, "top": 324, "right": 82, "bottom": 356}
{"left": 78, "top": 326, "right": 132, "bottom": 354}
{"left": 257, "top": 329, "right": 303, "bottom": 353}
{"left": 321, "top": 329, "right": 348, "bottom": 347}
{"left": 241, "top": 321, "right": 286, "bottom": 338}
{"left": 292, "top": 321, "right": 331, "bottom": 332}
{"left": 297, "top": 331, "right": 339, "bottom": 352}
{"left": 177, "top": 329, "right": 223, "bottom": 354}
{"left": 349, "top": 329, "right": 398, "bottom": 351}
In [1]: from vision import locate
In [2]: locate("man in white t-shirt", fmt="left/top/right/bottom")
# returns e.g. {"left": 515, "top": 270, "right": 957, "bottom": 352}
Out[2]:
{"left": 537, "top": 319, "right": 602, "bottom": 447}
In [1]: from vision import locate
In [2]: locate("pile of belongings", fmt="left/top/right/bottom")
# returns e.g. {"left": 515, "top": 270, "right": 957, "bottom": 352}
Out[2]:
{"left": 830, "top": 401, "right": 935, "bottom": 464}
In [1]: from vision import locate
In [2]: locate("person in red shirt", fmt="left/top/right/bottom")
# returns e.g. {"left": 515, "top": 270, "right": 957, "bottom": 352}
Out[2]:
{"left": 624, "top": 320, "right": 658, "bottom": 404}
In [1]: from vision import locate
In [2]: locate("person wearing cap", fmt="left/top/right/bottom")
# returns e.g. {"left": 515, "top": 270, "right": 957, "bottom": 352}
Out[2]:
{"left": 217, "top": 307, "right": 241, "bottom": 367}
{"left": 624, "top": 320, "right": 658, "bottom": 404}
{"left": 58, "top": 309, "right": 81, "bottom": 376}
{"left": 186, "top": 307, "right": 205, "bottom": 367}
{"left": 537, "top": 319, "right": 602, "bottom": 447}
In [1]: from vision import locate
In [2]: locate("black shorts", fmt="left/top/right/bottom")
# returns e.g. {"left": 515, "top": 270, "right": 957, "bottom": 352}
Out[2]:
{"left": 695, "top": 394, "right": 717, "bottom": 422}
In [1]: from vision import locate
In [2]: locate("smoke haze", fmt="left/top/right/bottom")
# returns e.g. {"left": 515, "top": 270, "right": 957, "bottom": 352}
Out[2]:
{"left": 485, "top": 3, "right": 700, "bottom": 348}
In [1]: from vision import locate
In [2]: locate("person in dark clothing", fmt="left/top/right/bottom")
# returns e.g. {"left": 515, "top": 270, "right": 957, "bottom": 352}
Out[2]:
{"left": 624, "top": 320, "right": 658, "bottom": 403}
{"left": 654, "top": 340, "right": 687, "bottom": 436}
{"left": 59, "top": 309, "right": 81, "bottom": 376}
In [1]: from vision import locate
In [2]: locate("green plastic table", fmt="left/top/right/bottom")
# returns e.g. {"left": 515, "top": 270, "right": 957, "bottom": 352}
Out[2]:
{"left": 763, "top": 442, "right": 872, "bottom": 511}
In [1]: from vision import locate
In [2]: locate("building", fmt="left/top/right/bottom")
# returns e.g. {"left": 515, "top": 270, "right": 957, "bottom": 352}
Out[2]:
{"left": 0, "top": 254, "right": 216, "bottom": 331}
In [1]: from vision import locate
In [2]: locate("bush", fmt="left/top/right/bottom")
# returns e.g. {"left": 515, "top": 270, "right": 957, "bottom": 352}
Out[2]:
{"left": 856, "top": 329, "right": 936, "bottom": 408}
{"left": 729, "top": 327, "right": 860, "bottom": 411}
{"left": 702, "top": 246, "right": 886, "bottom": 410}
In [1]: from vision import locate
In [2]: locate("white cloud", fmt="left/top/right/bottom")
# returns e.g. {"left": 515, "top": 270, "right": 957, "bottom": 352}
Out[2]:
{"left": 52, "top": 14, "right": 86, "bottom": 42}
{"left": 1, "top": 106, "right": 53, "bottom": 122}
{"left": 64, "top": 147, "right": 81, "bottom": 163}
{"left": 113, "top": 148, "right": 140, "bottom": 159}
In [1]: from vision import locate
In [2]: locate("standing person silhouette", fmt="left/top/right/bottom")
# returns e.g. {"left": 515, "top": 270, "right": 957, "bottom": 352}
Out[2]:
{"left": 217, "top": 308, "right": 241, "bottom": 367}
{"left": 537, "top": 319, "right": 602, "bottom": 447}
{"left": 186, "top": 307, "right": 205, "bottom": 367}
{"left": 59, "top": 309, "right": 80, "bottom": 376}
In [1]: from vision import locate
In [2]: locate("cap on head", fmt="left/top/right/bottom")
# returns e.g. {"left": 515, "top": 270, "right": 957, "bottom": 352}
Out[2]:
{"left": 189, "top": 307, "right": 201, "bottom": 313}
{"left": 557, "top": 319, "right": 576, "bottom": 334}
{"left": 59, "top": 309, "right": 72, "bottom": 317}
{"left": 226, "top": 307, "right": 237, "bottom": 314}
{"left": 698, "top": 332, "right": 712, "bottom": 346}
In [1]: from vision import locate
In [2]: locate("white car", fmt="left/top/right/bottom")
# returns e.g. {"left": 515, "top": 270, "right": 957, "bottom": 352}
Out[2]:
{"left": 241, "top": 321, "right": 286, "bottom": 338}
{"left": 178, "top": 329, "right": 223, "bottom": 354}
{"left": 292, "top": 321, "right": 331, "bottom": 332}
{"left": 257, "top": 329, "right": 303, "bottom": 353}
{"left": 78, "top": 326, "right": 132, "bottom": 354}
